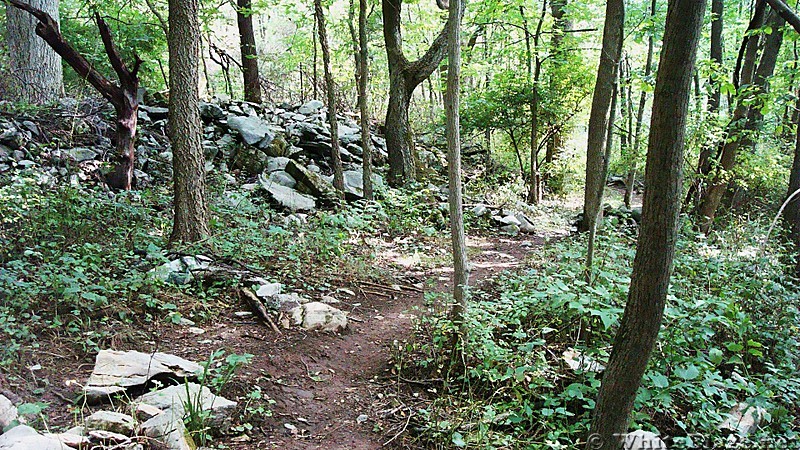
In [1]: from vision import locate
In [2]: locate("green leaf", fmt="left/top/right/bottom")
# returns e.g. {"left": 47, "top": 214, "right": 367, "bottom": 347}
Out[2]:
{"left": 675, "top": 365, "right": 700, "bottom": 380}
{"left": 709, "top": 348, "right": 724, "bottom": 365}
{"left": 452, "top": 432, "right": 466, "bottom": 447}
{"left": 649, "top": 372, "right": 669, "bottom": 388}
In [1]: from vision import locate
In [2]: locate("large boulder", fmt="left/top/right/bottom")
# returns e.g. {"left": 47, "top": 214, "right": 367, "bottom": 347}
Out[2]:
{"left": 284, "top": 159, "right": 338, "bottom": 204}
{"left": 83, "top": 350, "right": 202, "bottom": 404}
{"left": 135, "top": 383, "right": 236, "bottom": 428}
{"left": 230, "top": 144, "right": 269, "bottom": 176}
{"left": 341, "top": 169, "right": 384, "bottom": 200}
{"left": 297, "top": 99, "right": 324, "bottom": 115}
{"left": 0, "top": 395, "right": 19, "bottom": 431}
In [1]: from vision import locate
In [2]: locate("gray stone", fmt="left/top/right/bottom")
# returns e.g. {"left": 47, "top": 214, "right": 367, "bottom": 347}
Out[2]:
{"left": 495, "top": 215, "right": 522, "bottom": 226}
{"left": 149, "top": 259, "right": 194, "bottom": 286}
{"left": 227, "top": 115, "right": 274, "bottom": 147}
{"left": 84, "top": 350, "right": 202, "bottom": 403}
{"left": 515, "top": 213, "right": 535, "bottom": 233}
{"left": 200, "top": 102, "right": 225, "bottom": 120}
{"left": 255, "top": 282, "right": 282, "bottom": 299}
{"left": 258, "top": 176, "right": 316, "bottom": 211}
{"left": 285, "top": 159, "right": 338, "bottom": 202}
{"left": 719, "top": 402, "right": 765, "bottom": 436}
{"left": 268, "top": 170, "right": 296, "bottom": 188}
{"left": 500, "top": 224, "right": 520, "bottom": 235}
{"left": 42, "top": 431, "right": 88, "bottom": 448}
{"left": 230, "top": 145, "right": 269, "bottom": 176}
{"left": 85, "top": 411, "right": 135, "bottom": 435}
{"left": 139, "top": 409, "right": 194, "bottom": 450}
{"left": 624, "top": 430, "right": 667, "bottom": 450}
{"left": 341, "top": 169, "right": 384, "bottom": 199}
{"left": 0, "top": 425, "right": 70, "bottom": 450}
{"left": 471, "top": 204, "right": 489, "bottom": 217}
{"left": 271, "top": 292, "right": 310, "bottom": 311}
{"left": 0, "top": 394, "right": 19, "bottom": 431}
{"left": 298, "top": 100, "right": 324, "bottom": 115}
{"left": 135, "top": 383, "right": 236, "bottom": 426}
{"left": 562, "top": 348, "right": 606, "bottom": 372}
{"left": 290, "top": 302, "right": 348, "bottom": 332}
{"left": 265, "top": 156, "right": 291, "bottom": 173}
{"left": 140, "top": 105, "right": 169, "bottom": 121}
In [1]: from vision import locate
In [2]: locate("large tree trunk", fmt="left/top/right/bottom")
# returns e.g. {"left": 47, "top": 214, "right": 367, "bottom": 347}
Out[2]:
{"left": 545, "top": 0, "right": 571, "bottom": 168}
{"left": 6, "top": 0, "right": 62, "bottom": 103}
{"left": 7, "top": 0, "right": 140, "bottom": 190}
{"left": 585, "top": 0, "right": 705, "bottom": 447}
{"left": 581, "top": 0, "right": 624, "bottom": 233}
{"left": 314, "top": 0, "right": 345, "bottom": 194}
{"left": 358, "top": 0, "right": 373, "bottom": 200}
{"left": 445, "top": 0, "right": 469, "bottom": 328}
{"left": 169, "top": 0, "right": 210, "bottom": 244}
{"left": 382, "top": 0, "right": 462, "bottom": 186}
{"left": 787, "top": 92, "right": 800, "bottom": 272}
{"left": 236, "top": 0, "right": 262, "bottom": 104}
{"left": 697, "top": 8, "right": 783, "bottom": 233}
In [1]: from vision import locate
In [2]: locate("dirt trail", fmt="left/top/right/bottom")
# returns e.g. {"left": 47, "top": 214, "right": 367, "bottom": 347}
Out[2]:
{"left": 238, "top": 234, "right": 540, "bottom": 449}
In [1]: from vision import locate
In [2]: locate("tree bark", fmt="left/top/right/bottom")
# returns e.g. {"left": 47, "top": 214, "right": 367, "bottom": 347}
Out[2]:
{"left": 6, "top": 0, "right": 62, "bottom": 104}
{"left": 585, "top": 0, "right": 705, "bottom": 447}
{"left": 236, "top": 0, "right": 262, "bottom": 103}
{"left": 786, "top": 91, "right": 800, "bottom": 271}
{"left": 7, "top": 0, "right": 140, "bottom": 190}
{"left": 445, "top": 0, "right": 469, "bottom": 328}
{"left": 382, "top": 0, "right": 462, "bottom": 186}
{"left": 545, "top": 0, "right": 571, "bottom": 168}
{"left": 581, "top": 0, "right": 624, "bottom": 233}
{"left": 697, "top": 8, "right": 783, "bottom": 233}
{"left": 315, "top": 0, "right": 345, "bottom": 194}
{"left": 169, "top": 0, "right": 210, "bottom": 244}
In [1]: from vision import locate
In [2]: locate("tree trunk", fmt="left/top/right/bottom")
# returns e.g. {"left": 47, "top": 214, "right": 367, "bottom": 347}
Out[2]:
{"left": 6, "top": 0, "right": 62, "bottom": 104}
{"left": 7, "top": 0, "right": 140, "bottom": 190}
{"left": 445, "top": 0, "right": 469, "bottom": 328}
{"left": 358, "top": 0, "right": 373, "bottom": 200}
{"left": 382, "top": 0, "right": 462, "bottom": 186}
{"left": 787, "top": 92, "right": 800, "bottom": 271}
{"left": 236, "top": 0, "right": 262, "bottom": 104}
{"left": 315, "top": 0, "right": 345, "bottom": 194}
{"left": 697, "top": 8, "right": 782, "bottom": 233}
{"left": 708, "top": 0, "right": 724, "bottom": 113}
{"left": 545, "top": 0, "right": 570, "bottom": 169}
{"left": 585, "top": 0, "right": 705, "bottom": 447}
{"left": 581, "top": 0, "right": 624, "bottom": 233}
{"left": 169, "top": 0, "right": 210, "bottom": 244}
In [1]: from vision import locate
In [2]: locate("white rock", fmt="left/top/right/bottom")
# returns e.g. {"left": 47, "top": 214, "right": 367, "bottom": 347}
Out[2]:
{"left": 84, "top": 350, "right": 202, "bottom": 403}
{"left": 84, "top": 410, "right": 135, "bottom": 435}
{"left": 0, "top": 394, "right": 19, "bottom": 430}
{"left": 290, "top": 302, "right": 348, "bottom": 332}
{"left": 0, "top": 425, "right": 70, "bottom": 450}
{"left": 135, "top": 383, "right": 236, "bottom": 426}
{"left": 719, "top": 402, "right": 765, "bottom": 436}
{"left": 624, "top": 430, "right": 667, "bottom": 450}
{"left": 562, "top": 348, "right": 606, "bottom": 372}
{"left": 139, "top": 409, "right": 194, "bottom": 450}
{"left": 255, "top": 282, "right": 282, "bottom": 299}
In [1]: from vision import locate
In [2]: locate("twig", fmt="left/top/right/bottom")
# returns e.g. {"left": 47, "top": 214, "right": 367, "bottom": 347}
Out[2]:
{"left": 383, "top": 409, "right": 412, "bottom": 446}
{"left": 760, "top": 186, "right": 800, "bottom": 256}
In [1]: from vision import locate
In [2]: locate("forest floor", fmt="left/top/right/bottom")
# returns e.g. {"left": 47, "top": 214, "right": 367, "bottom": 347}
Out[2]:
{"left": 0, "top": 230, "right": 544, "bottom": 449}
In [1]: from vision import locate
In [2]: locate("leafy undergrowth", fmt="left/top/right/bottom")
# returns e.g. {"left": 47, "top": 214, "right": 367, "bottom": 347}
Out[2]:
{"left": 398, "top": 218, "right": 800, "bottom": 449}
{"left": 0, "top": 174, "right": 433, "bottom": 369}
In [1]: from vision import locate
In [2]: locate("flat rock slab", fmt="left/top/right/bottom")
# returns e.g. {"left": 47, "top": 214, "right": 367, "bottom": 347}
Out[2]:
{"left": 84, "top": 410, "right": 135, "bottom": 435}
{"left": 291, "top": 302, "right": 348, "bottom": 332}
{"left": 84, "top": 350, "right": 202, "bottom": 404}
{"left": 139, "top": 409, "right": 194, "bottom": 450}
{"left": 0, "top": 425, "right": 70, "bottom": 450}
{"left": 135, "top": 383, "right": 236, "bottom": 424}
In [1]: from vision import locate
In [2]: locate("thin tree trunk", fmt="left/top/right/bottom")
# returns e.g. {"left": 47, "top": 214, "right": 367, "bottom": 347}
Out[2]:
{"left": 697, "top": 7, "right": 782, "bottom": 232}
{"left": 236, "top": 0, "right": 262, "bottom": 103}
{"left": 169, "top": 0, "right": 209, "bottom": 243}
{"left": 6, "top": 0, "right": 62, "bottom": 104}
{"left": 445, "top": 0, "right": 469, "bottom": 329}
{"left": 545, "top": 0, "right": 571, "bottom": 169}
{"left": 624, "top": 0, "right": 656, "bottom": 208}
{"left": 585, "top": 0, "right": 705, "bottom": 447}
{"left": 358, "top": 0, "right": 373, "bottom": 200}
{"left": 313, "top": 11, "right": 318, "bottom": 100}
{"left": 787, "top": 91, "right": 800, "bottom": 272}
{"left": 581, "top": 0, "right": 624, "bottom": 233}
{"left": 315, "top": 0, "right": 345, "bottom": 194}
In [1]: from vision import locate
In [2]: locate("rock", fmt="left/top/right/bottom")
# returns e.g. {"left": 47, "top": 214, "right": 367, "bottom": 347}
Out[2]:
{"left": 227, "top": 115, "right": 274, "bottom": 147}
{"left": 562, "top": 348, "right": 605, "bottom": 372}
{"left": 471, "top": 204, "right": 490, "bottom": 217}
{"left": 268, "top": 170, "right": 296, "bottom": 188}
{"left": 0, "top": 394, "right": 19, "bottom": 431}
{"left": 271, "top": 292, "right": 310, "bottom": 311}
{"left": 258, "top": 176, "right": 316, "bottom": 211}
{"left": 297, "top": 100, "right": 324, "bottom": 115}
{"left": 719, "top": 402, "right": 765, "bottom": 436}
{"left": 320, "top": 295, "right": 340, "bottom": 304}
{"left": 265, "top": 156, "right": 291, "bottom": 173}
{"left": 515, "top": 213, "right": 535, "bottom": 233}
{"left": 284, "top": 159, "right": 338, "bottom": 202}
{"left": 495, "top": 215, "right": 522, "bottom": 226}
{"left": 135, "top": 383, "right": 236, "bottom": 427}
{"left": 43, "top": 431, "right": 88, "bottom": 448}
{"left": 199, "top": 102, "right": 225, "bottom": 120}
{"left": 500, "top": 224, "right": 520, "bottom": 235}
{"left": 140, "top": 105, "right": 169, "bottom": 121}
{"left": 139, "top": 409, "right": 194, "bottom": 450}
{"left": 83, "top": 350, "right": 202, "bottom": 404}
{"left": 133, "top": 403, "right": 164, "bottom": 421}
{"left": 84, "top": 411, "right": 135, "bottom": 435}
{"left": 64, "top": 147, "right": 97, "bottom": 163}
{"left": 255, "top": 282, "right": 282, "bottom": 299}
{"left": 341, "top": 169, "right": 384, "bottom": 199}
{"left": 230, "top": 144, "right": 269, "bottom": 176}
{"left": 265, "top": 134, "right": 289, "bottom": 157}
{"left": 87, "top": 429, "right": 130, "bottom": 443}
{"left": 149, "top": 259, "right": 194, "bottom": 285}
{"left": 0, "top": 425, "right": 70, "bottom": 450}
{"left": 624, "top": 430, "right": 667, "bottom": 450}
{"left": 290, "top": 302, "right": 348, "bottom": 332}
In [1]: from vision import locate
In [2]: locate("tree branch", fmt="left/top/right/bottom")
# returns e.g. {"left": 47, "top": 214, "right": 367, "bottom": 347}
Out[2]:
{"left": 765, "top": 0, "right": 800, "bottom": 33}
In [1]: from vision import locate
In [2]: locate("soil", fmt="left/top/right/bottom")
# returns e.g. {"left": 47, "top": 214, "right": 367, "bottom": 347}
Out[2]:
{"left": 2, "top": 232, "right": 542, "bottom": 450}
